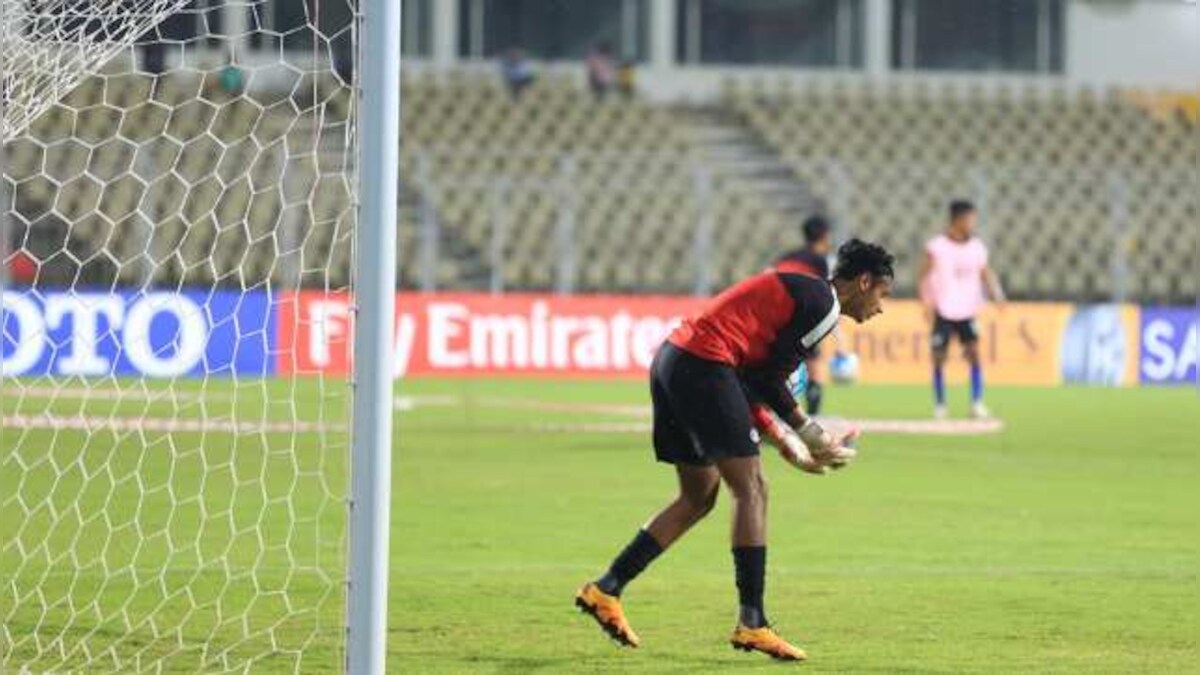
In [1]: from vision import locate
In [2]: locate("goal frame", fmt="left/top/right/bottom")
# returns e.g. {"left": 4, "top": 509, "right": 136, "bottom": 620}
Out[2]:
{"left": 345, "top": 0, "right": 401, "bottom": 672}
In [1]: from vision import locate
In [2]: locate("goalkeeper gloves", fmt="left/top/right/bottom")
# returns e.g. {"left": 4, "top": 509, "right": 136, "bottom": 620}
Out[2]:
{"left": 798, "top": 419, "right": 859, "bottom": 469}
{"left": 753, "top": 406, "right": 826, "bottom": 474}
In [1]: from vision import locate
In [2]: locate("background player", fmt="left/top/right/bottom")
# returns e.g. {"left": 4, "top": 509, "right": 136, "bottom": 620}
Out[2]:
{"left": 775, "top": 214, "right": 833, "bottom": 278}
{"left": 918, "top": 200, "right": 1006, "bottom": 419}
{"left": 773, "top": 215, "right": 838, "bottom": 415}
{"left": 575, "top": 239, "right": 894, "bottom": 662}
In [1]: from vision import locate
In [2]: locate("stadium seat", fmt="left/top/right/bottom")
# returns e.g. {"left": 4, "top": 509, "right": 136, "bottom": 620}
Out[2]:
{"left": 727, "top": 78, "right": 1194, "bottom": 301}
{"left": 6, "top": 72, "right": 1191, "bottom": 301}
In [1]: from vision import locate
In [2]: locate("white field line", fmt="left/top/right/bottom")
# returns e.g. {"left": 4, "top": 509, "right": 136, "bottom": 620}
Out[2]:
{"left": 3, "top": 411, "right": 1000, "bottom": 436}
{"left": 489, "top": 418, "right": 1003, "bottom": 436}
{"left": 1, "top": 412, "right": 340, "bottom": 435}
{"left": 5, "top": 389, "right": 1004, "bottom": 436}
{"left": 475, "top": 396, "right": 649, "bottom": 418}
{"left": 9, "top": 384, "right": 240, "bottom": 403}
{"left": 393, "top": 394, "right": 460, "bottom": 410}
{"left": 826, "top": 417, "right": 1005, "bottom": 435}
{"left": 8, "top": 385, "right": 456, "bottom": 412}
{"left": 2, "top": 392, "right": 458, "bottom": 435}
{"left": 1, "top": 387, "right": 451, "bottom": 435}
{"left": 497, "top": 421, "right": 650, "bottom": 434}
{"left": 472, "top": 397, "right": 1005, "bottom": 436}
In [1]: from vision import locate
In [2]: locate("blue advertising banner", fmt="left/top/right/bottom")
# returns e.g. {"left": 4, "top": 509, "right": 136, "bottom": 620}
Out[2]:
{"left": 1, "top": 291, "right": 276, "bottom": 378}
{"left": 1140, "top": 307, "right": 1198, "bottom": 386}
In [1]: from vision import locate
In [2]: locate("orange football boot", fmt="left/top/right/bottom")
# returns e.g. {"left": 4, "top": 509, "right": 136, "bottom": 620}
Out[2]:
{"left": 574, "top": 582, "right": 640, "bottom": 648}
{"left": 730, "top": 624, "right": 807, "bottom": 661}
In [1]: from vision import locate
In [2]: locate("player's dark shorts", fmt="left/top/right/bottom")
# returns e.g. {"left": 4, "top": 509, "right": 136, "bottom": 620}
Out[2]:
{"left": 650, "top": 342, "right": 759, "bottom": 466}
{"left": 931, "top": 314, "right": 980, "bottom": 351}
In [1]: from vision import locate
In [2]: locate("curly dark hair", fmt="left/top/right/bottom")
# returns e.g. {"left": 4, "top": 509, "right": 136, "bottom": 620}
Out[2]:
{"left": 832, "top": 238, "right": 895, "bottom": 281}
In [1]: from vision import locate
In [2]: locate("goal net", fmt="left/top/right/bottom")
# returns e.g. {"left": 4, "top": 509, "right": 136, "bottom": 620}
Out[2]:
{"left": 2, "top": 0, "right": 360, "bottom": 671}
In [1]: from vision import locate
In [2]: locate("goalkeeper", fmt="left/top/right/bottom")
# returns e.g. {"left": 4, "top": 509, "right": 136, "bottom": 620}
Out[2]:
{"left": 575, "top": 239, "right": 895, "bottom": 662}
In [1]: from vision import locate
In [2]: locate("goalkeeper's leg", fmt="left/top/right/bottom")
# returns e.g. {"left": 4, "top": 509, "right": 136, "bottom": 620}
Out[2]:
{"left": 595, "top": 465, "right": 720, "bottom": 595}
{"left": 578, "top": 465, "right": 719, "bottom": 647}
{"left": 716, "top": 455, "right": 807, "bottom": 661}
{"left": 642, "top": 465, "right": 722, "bottom": 547}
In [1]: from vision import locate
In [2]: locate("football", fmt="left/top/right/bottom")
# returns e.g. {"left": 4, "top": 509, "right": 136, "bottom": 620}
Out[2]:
{"left": 830, "top": 352, "right": 861, "bottom": 384}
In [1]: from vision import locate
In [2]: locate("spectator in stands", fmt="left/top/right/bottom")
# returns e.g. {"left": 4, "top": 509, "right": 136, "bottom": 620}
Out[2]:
{"left": 499, "top": 48, "right": 536, "bottom": 100}
{"left": 586, "top": 42, "right": 616, "bottom": 99}
{"left": 616, "top": 59, "right": 636, "bottom": 100}
{"left": 218, "top": 51, "right": 245, "bottom": 96}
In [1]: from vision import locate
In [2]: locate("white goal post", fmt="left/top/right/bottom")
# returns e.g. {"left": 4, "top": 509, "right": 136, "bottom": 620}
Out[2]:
{"left": 345, "top": 0, "right": 398, "bottom": 671}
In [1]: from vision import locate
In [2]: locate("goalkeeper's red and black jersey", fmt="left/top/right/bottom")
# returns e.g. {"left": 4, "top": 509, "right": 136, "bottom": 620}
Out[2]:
{"left": 773, "top": 247, "right": 830, "bottom": 279}
{"left": 667, "top": 272, "right": 840, "bottom": 419}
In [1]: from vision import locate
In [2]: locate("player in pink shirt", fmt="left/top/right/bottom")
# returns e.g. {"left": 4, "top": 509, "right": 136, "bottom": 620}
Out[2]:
{"left": 918, "top": 201, "right": 1006, "bottom": 419}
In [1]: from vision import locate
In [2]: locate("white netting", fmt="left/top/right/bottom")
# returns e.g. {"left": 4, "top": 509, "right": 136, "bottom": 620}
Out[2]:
{"left": 1, "top": 0, "right": 195, "bottom": 141}
{"left": 1, "top": 1, "right": 359, "bottom": 671}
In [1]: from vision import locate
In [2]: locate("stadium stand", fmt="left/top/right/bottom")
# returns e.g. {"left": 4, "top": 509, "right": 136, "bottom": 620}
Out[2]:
{"left": 400, "top": 70, "right": 799, "bottom": 293}
{"left": 5, "top": 70, "right": 1195, "bottom": 303}
{"left": 726, "top": 76, "right": 1197, "bottom": 303}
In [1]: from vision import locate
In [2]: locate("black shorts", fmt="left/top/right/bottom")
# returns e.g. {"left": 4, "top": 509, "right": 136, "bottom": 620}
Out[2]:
{"left": 931, "top": 314, "right": 980, "bottom": 352}
{"left": 650, "top": 343, "right": 759, "bottom": 466}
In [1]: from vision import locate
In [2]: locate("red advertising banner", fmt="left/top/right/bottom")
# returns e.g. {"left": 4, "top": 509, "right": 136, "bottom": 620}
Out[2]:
{"left": 276, "top": 292, "right": 708, "bottom": 378}
{"left": 275, "top": 292, "right": 1141, "bottom": 385}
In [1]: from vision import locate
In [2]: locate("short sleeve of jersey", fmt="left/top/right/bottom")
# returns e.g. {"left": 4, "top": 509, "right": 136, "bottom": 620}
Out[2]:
{"left": 783, "top": 274, "right": 839, "bottom": 354}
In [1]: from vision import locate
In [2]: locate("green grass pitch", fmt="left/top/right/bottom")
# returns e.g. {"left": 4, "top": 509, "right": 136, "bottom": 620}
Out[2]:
{"left": 4, "top": 378, "right": 1200, "bottom": 672}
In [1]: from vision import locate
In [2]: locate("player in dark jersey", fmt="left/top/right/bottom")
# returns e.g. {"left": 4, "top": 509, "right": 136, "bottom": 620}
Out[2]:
{"left": 772, "top": 215, "right": 836, "bottom": 415}
{"left": 575, "top": 239, "right": 895, "bottom": 662}
{"left": 775, "top": 214, "right": 833, "bottom": 278}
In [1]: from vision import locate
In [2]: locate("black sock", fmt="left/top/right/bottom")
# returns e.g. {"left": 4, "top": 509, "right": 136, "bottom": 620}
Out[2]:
{"left": 596, "top": 529, "right": 664, "bottom": 596}
{"left": 805, "top": 381, "right": 823, "bottom": 416}
{"left": 733, "top": 546, "right": 768, "bottom": 628}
